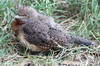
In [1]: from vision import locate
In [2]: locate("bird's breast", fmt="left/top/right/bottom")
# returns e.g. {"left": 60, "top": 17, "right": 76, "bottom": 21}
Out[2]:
{"left": 17, "top": 31, "right": 45, "bottom": 51}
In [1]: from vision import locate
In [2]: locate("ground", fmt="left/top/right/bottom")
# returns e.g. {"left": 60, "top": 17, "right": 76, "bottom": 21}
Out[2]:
{"left": 0, "top": 0, "right": 100, "bottom": 66}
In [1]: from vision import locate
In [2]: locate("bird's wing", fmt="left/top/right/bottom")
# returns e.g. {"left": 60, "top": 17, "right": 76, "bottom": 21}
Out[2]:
{"left": 48, "top": 27, "right": 71, "bottom": 48}
{"left": 20, "top": 20, "right": 58, "bottom": 49}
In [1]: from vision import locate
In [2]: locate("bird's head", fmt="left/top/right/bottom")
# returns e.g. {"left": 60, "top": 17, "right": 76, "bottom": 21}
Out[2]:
{"left": 14, "top": 6, "right": 39, "bottom": 20}
{"left": 12, "top": 6, "right": 39, "bottom": 35}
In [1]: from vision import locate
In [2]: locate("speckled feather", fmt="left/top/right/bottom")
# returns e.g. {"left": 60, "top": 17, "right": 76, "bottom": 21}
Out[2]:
{"left": 19, "top": 19, "right": 70, "bottom": 49}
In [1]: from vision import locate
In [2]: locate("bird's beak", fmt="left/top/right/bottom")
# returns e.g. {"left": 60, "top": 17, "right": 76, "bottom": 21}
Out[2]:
{"left": 14, "top": 15, "right": 25, "bottom": 19}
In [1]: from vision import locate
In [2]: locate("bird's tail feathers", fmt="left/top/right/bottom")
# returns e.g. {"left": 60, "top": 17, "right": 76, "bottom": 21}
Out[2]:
{"left": 66, "top": 34, "right": 94, "bottom": 46}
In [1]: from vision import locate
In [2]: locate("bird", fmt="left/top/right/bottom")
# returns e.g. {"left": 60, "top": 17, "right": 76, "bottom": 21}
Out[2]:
{"left": 12, "top": 6, "right": 93, "bottom": 51}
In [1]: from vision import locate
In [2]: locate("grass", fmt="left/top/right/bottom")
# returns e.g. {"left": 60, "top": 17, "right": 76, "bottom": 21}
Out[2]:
{"left": 0, "top": 0, "right": 100, "bottom": 66}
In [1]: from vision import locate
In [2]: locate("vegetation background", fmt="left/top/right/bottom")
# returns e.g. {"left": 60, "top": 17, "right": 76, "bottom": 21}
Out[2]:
{"left": 0, "top": 0, "right": 100, "bottom": 66}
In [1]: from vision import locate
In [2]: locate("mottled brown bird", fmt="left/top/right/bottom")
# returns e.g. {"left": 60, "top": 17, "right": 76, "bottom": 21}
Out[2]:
{"left": 12, "top": 6, "right": 93, "bottom": 51}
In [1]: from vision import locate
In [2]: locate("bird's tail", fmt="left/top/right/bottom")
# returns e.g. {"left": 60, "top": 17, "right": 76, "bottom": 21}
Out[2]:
{"left": 66, "top": 34, "right": 93, "bottom": 46}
